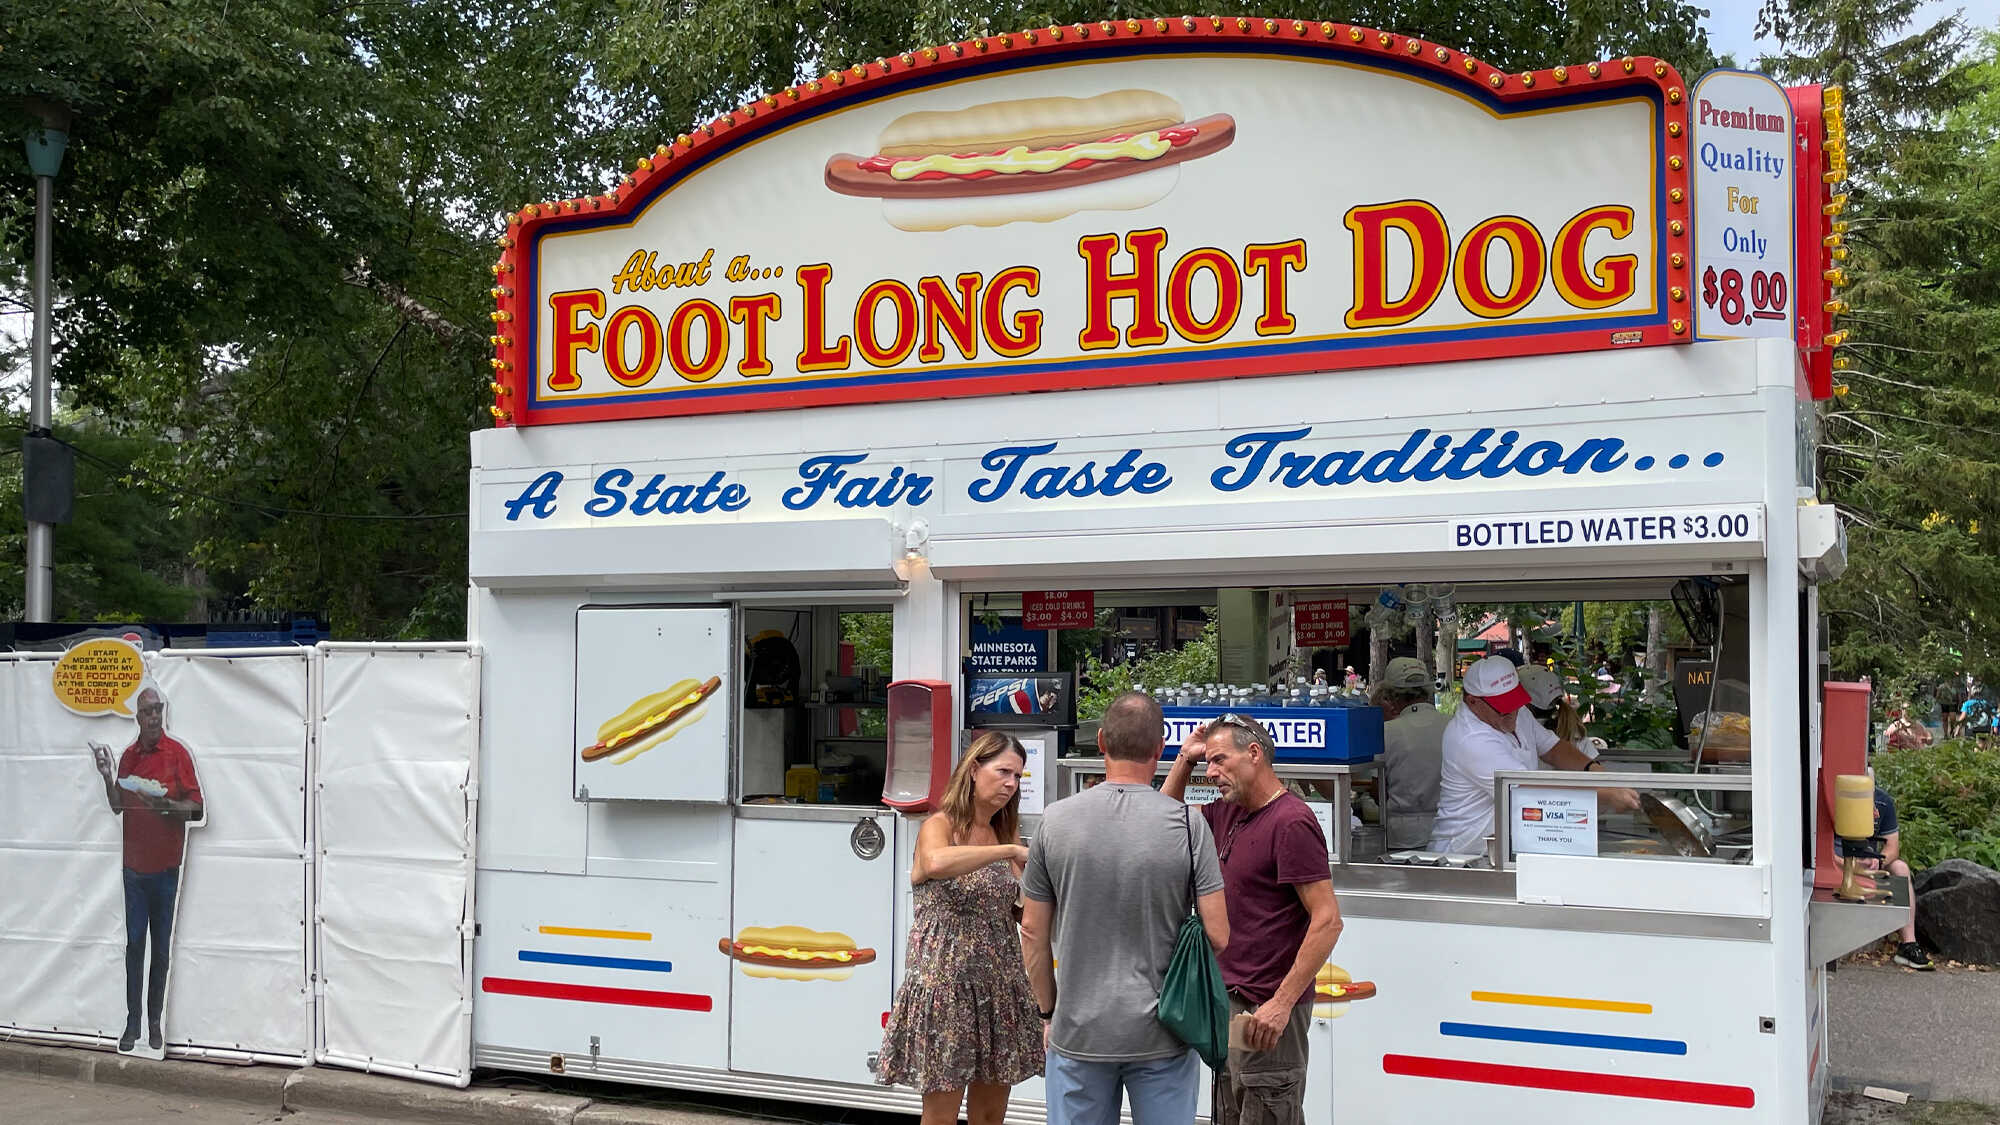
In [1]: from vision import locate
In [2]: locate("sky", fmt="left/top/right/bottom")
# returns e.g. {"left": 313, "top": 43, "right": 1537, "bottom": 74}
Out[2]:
{"left": 1701, "top": 0, "right": 2000, "bottom": 67}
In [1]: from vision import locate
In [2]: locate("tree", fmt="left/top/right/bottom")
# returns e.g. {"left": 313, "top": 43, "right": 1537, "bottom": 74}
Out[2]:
{"left": 0, "top": 0, "right": 638, "bottom": 636}
{"left": 1, "top": 0, "right": 1722, "bottom": 637}
{"left": 0, "top": 414, "right": 202, "bottom": 622}
{"left": 1756, "top": 3, "right": 2000, "bottom": 703}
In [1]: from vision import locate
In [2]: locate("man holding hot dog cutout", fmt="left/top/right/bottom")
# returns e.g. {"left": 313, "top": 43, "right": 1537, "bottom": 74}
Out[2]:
{"left": 1165, "top": 713, "right": 1340, "bottom": 1125}
{"left": 90, "top": 685, "right": 204, "bottom": 1054}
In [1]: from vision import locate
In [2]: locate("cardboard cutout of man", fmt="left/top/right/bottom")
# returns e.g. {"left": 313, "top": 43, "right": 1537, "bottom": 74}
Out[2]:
{"left": 89, "top": 685, "right": 204, "bottom": 1056}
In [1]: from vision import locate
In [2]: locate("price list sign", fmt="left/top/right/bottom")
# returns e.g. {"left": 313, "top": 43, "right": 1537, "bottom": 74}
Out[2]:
{"left": 1691, "top": 71, "right": 1796, "bottom": 341}
{"left": 1022, "top": 590, "right": 1095, "bottom": 630}
{"left": 1293, "top": 600, "right": 1352, "bottom": 647}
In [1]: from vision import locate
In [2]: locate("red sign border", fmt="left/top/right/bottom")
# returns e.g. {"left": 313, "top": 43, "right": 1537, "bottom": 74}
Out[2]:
{"left": 487, "top": 18, "right": 1693, "bottom": 427}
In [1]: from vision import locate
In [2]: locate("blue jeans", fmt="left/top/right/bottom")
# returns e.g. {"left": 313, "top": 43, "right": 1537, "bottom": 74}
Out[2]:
{"left": 122, "top": 867, "right": 179, "bottom": 1032}
{"left": 1045, "top": 1047, "right": 1201, "bottom": 1125}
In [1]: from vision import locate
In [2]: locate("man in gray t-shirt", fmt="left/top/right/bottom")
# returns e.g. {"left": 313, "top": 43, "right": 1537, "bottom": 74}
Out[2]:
{"left": 1023, "top": 691, "right": 1228, "bottom": 1125}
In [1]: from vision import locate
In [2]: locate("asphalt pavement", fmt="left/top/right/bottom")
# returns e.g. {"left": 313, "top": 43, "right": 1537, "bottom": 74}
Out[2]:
{"left": 1829, "top": 961, "right": 2000, "bottom": 1104}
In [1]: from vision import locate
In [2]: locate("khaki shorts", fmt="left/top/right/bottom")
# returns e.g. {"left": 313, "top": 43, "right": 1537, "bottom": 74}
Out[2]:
{"left": 1212, "top": 993, "right": 1310, "bottom": 1125}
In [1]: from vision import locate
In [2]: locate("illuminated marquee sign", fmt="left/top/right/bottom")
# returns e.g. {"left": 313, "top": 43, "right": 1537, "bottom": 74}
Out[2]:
{"left": 490, "top": 20, "right": 1693, "bottom": 425}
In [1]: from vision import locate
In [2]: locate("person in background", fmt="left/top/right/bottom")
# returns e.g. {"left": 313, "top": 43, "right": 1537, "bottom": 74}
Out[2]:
{"left": 1840, "top": 776, "right": 1934, "bottom": 971}
{"left": 1022, "top": 691, "right": 1229, "bottom": 1125}
{"left": 1431, "top": 657, "right": 1639, "bottom": 855}
{"left": 1164, "top": 713, "right": 1341, "bottom": 1125}
{"left": 1884, "top": 708, "right": 1932, "bottom": 750}
{"left": 877, "top": 731, "right": 1043, "bottom": 1124}
{"left": 89, "top": 685, "right": 203, "bottom": 1054}
{"left": 1371, "top": 658, "right": 1448, "bottom": 851}
{"left": 1964, "top": 691, "right": 1995, "bottom": 747}
{"left": 1518, "top": 665, "right": 1590, "bottom": 744}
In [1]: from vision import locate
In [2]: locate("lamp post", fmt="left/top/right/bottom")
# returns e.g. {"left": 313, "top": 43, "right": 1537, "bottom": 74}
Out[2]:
{"left": 22, "top": 102, "right": 70, "bottom": 622}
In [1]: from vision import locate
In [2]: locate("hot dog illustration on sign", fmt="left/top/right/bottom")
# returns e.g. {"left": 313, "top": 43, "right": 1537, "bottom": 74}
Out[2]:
{"left": 1312, "top": 962, "right": 1379, "bottom": 1019}
{"left": 720, "top": 925, "right": 878, "bottom": 981}
{"left": 580, "top": 676, "right": 721, "bottom": 764}
{"left": 825, "top": 90, "right": 1236, "bottom": 231}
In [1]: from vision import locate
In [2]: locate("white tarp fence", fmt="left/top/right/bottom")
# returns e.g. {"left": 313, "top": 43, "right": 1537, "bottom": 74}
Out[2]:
{"left": 0, "top": 644, "right": 477, "bottom": 1084}
{"left": 315, "top": 644, "right": 479, "bottom": 1085}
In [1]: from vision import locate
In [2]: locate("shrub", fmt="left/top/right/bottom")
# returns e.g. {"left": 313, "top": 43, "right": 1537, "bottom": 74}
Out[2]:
{"left": 1077, "top": 621, "right": 1221, "bottom": 720}
{"left": 1872, "top": 740, "right": 2000, "bottom": 870}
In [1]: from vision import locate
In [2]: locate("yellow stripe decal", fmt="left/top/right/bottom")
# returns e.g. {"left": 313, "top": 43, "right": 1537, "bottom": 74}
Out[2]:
{"left": 1471, "top": 991, "right": 1652, "bottom": 1014}
{"left": 539, "top": 925, "right": 652, "bottom": 941}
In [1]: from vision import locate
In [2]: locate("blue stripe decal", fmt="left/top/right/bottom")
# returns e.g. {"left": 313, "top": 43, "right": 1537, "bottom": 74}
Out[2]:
{"left": 519, "top": 950, "right": 674, "bottom": 973}
{"left": 1440, "top": 1022, "right": 1687, "bottom": 1056}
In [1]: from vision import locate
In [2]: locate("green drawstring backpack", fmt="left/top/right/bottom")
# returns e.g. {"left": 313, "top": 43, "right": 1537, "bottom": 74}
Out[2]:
{"left": 1156, "top": 805, "right": 1229, "bottom": 1070}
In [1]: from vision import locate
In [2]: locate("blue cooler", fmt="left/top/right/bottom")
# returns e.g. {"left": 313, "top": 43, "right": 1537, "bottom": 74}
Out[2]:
{"left": 1160, "top": 705, "right": 1384, "bottom": 764}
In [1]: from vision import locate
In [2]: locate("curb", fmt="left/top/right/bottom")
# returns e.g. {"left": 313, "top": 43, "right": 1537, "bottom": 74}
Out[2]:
{"left": 574, "top": 1104, "right": 744, "bottom": 1124}
{"left": 1, "top": 1041, "right": 292, "bottom": 1104}
{"left": 95, "top": 1052, "right": 292, "bottom": 1104}
{"left": 283, "top": 1066, "right": 590, "bottom": 1124}
{"left": 0, "top": 1040, "right": 98, "bottom": 1082}
{"left": 3, "top": 1041, "right": 749, "bottom": 1124}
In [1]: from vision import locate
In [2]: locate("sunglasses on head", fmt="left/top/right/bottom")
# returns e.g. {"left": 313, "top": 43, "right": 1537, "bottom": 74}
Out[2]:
{"left": 1208, "top": 713, "right": 1272, "bottom": 751}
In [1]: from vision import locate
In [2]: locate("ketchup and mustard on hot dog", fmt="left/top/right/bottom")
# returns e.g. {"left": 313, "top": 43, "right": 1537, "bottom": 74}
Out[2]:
{"left": 825, "top": 90, "right": 1236, "bottom": 231}
{"left": 1311, "top": 963, "right": 1378, "bottom": 1019}
{"left": 580, "top": 675, "right": 721, "bottom": 764}
{"left": 720, "top": 925, "right": 877, "bottom": 981}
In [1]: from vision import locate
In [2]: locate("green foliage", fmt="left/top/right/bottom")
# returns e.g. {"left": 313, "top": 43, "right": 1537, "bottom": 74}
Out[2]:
{"left": 1873, "top": 739, "right": 2000, "bottom": 869}
{"left": 0, "top": 0, "right": 1719, "bottom": 638}
{"left": 1758, "top": 4, "right": 2000, "bottom": 698}
{"left": 0, "top": 415, "right": 202, "bottom": 622}
{"left": 839, "top": 611, "right": 894, "bottom": 675}
{"left": 1078, "top": 620, "right": 1221, "bottom": 720}
{"left": 1547, "top": 638, "right": 1679, "bottom": 747}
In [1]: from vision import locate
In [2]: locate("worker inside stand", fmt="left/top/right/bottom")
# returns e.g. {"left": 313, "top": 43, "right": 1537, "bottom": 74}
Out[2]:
{"left": 1431, "top": 656, "right": 1641, "bottom": 856}
{"left": 1519, "top": 665, "right": 1589, "bottom": 742}
{"left": 1371, "top": 658, "right": 1448, "bottom": 852}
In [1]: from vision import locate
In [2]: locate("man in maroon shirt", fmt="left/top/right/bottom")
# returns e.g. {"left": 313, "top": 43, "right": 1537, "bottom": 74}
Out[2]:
{"left": 1164, "top": 713, "right": 1342, "bottom": 1125}
{"left": 90, "top": 686, "right": 204, "bottom": 1053}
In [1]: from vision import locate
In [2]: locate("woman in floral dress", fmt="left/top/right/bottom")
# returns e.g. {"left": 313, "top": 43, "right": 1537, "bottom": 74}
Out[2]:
{"left": 877, "top": 731, "right": 1044, "bottom": 1124}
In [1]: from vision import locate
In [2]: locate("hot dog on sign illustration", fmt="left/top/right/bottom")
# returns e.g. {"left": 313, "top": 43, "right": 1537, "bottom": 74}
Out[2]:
{"left": 825, "top": 90, "right": 1235, "bottom": 231}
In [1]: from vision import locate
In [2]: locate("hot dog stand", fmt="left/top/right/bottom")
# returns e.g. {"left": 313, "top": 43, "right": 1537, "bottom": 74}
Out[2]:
{"left": 468, "top": 19, "right": 1897, "bottom": 1122}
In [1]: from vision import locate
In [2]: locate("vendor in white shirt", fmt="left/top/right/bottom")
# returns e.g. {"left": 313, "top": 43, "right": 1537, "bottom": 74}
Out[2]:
{"left": 1430, "top": 656, "right": 1641, "bottom": 855}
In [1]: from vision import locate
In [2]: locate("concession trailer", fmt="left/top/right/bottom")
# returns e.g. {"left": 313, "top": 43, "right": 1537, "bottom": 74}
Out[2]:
{"left": 467, "top": 17, "right": 1899, "bottom": 1122}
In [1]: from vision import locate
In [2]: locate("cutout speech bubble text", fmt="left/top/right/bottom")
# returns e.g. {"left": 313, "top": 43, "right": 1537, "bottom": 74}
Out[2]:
{"left": 52, "top": 638, "right": 147, "bottom": 717}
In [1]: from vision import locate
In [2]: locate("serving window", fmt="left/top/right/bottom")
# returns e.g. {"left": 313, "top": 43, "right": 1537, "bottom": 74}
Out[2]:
{"left": 960, "top": 574, "right": 1762, "bottom": 878}
{"left": 737, "top": 604, "right": 894, "bottom": 807}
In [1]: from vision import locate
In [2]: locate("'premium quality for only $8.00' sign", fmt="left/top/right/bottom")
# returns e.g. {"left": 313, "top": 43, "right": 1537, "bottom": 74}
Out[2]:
{"left": 493, "top": 26, "right": 1693, "bottom": 424}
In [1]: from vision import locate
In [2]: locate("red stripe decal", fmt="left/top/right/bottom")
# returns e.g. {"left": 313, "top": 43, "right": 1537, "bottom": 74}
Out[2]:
{"left": 1382, "top": 1054, "right": 1755, "bottom": 1109}
{"left": 882, "top": 1011, "right": 891, "bottom": 1028}
{"left": 482, "top": 976, "right": 713, "bottom": 1012}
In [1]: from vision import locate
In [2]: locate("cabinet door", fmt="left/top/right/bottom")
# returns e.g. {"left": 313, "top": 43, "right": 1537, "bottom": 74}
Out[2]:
{"left": 728, "top": 814, "right": 897, "bottom": 1084}
{"left": 573, "top": 606, "right": 732, "bottom": 802}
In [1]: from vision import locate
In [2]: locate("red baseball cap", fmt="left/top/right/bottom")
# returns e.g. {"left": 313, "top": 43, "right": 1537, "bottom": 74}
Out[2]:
{"left": 1464, "top": 655, "right": 1532, "bottom": 714}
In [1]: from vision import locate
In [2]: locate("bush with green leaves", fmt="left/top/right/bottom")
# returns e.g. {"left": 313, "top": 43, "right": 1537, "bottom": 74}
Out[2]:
{"left": 1077, "top": 622, "right": 1221, "bottom": 721}
{"left": 1873, "top": 740, "right": 2000, "bottom": 870}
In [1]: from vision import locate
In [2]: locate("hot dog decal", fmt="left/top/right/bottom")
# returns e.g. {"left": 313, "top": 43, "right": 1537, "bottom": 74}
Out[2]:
{"left": 720, "top": 925, "right": 877, "bottom": 982}
{"left": 580, "top": 675, "right": 721, "bottom": 764}
{"left": 825, "top": 90, "right": 1235, "bottom": 231}
{"left": 1312, "top": 963, "right": 1378, "bottom": 1019}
